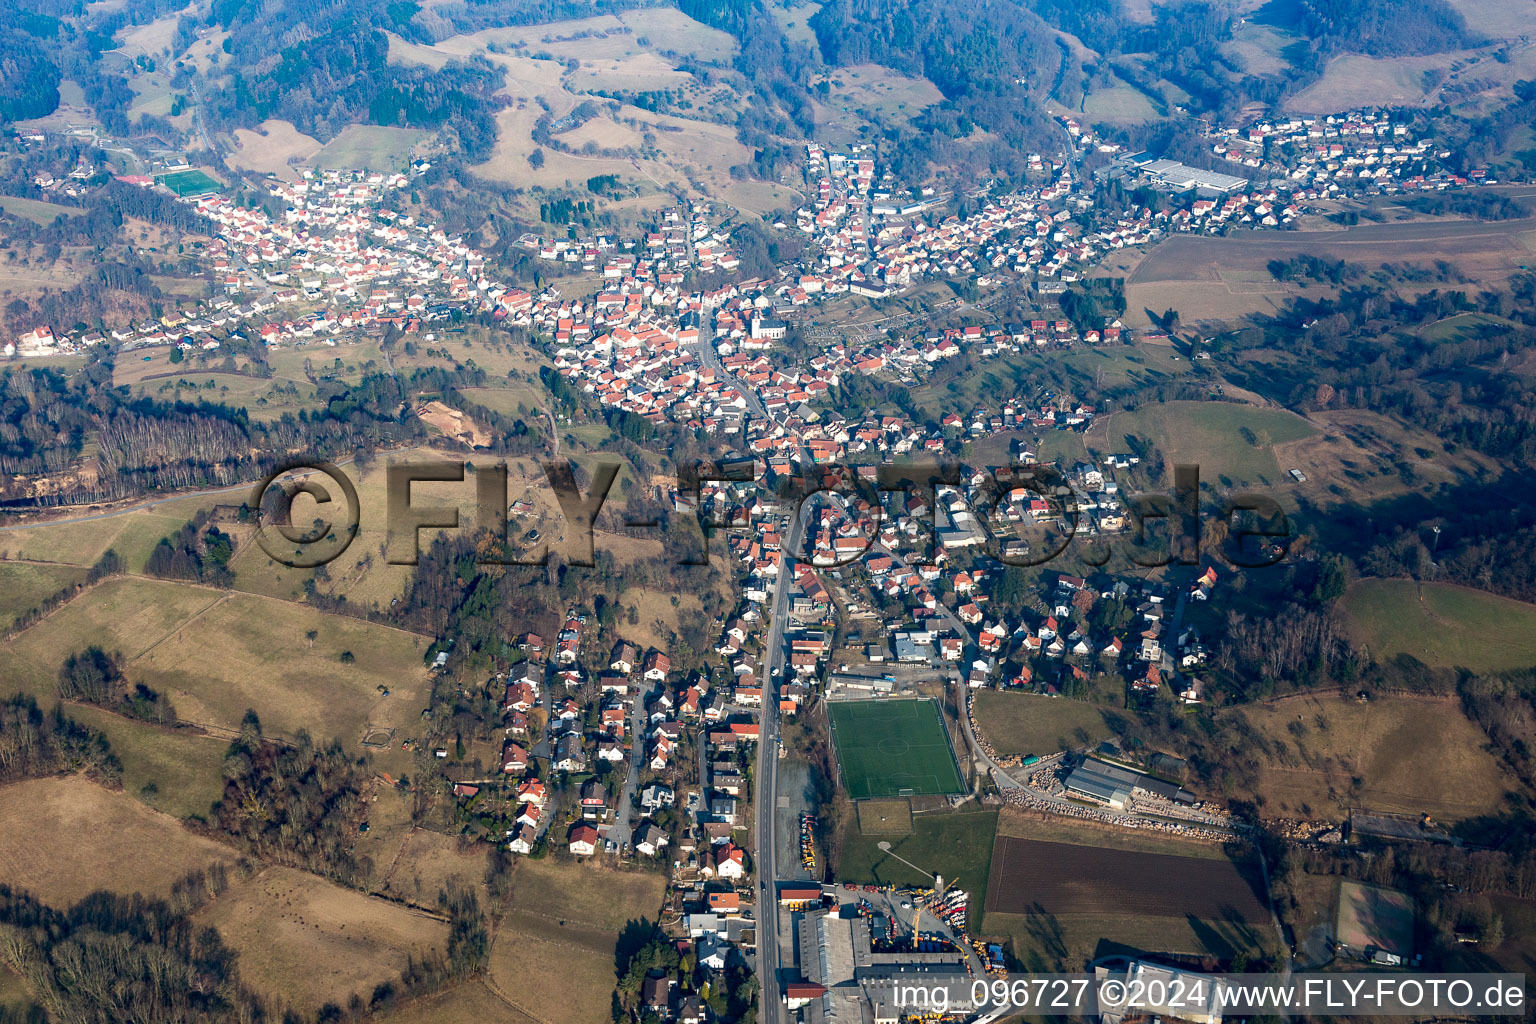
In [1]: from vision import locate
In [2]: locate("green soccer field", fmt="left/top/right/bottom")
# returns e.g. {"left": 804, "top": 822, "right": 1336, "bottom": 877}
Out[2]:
{"left": 157, "top": 169, "right": 222, "bottom": 196}
{"left": 828, "top": 698, "right": 965, "bottom": 800}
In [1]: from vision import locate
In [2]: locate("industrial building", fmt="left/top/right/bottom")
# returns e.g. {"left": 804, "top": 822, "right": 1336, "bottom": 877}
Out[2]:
{"left": 1129, "top": 154, "right": 1249, "bottom": 194}
{"left": 1065, "top": 757, "right": 1196, "bottom": 809}
{"left": 790, "top": 909, "right": 971, "bottom": 1024}
{"left": 1096, "top": 960, "right": 1231, "bottom": 1024}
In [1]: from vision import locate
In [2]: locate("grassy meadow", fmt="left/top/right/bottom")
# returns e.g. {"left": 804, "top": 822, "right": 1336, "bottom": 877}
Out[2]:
{"left": 1087, "top": 400, "right": 1317, "bottom": 489}
{"left": 197, "top": 866, "right": 449, "bottom": 1016}
{"left": 1341, "top": 580, "right": 1536, "bottom": 673}
{"left": 0, "top": 777, "right": 236, "bottom": 906}
{"left": 1235, "top": 693, "right": 1514, "bottom": 821}
{"left": 970, "top": 691, "right": 1125, "bottom": 759}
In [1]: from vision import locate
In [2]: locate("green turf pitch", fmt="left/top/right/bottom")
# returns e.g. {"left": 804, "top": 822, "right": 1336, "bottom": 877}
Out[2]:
{"left": 828, "top": 698, "right": 965, "bottom": 799}
{"left": 157, "top": 170, "right": 221, "bottom": 197}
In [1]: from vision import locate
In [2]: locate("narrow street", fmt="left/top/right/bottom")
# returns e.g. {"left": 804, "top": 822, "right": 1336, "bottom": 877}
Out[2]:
{"left": 606, "top": 690, "right": 649, "bottom": 849}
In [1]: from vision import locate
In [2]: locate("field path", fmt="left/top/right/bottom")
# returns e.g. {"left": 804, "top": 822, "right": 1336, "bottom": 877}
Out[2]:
{"left": 128, "top": 591, "right": 231, "bottom": 664}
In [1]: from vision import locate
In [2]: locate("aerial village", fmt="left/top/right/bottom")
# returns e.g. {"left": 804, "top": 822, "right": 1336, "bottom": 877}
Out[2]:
{"left": 2, "top": 101, "right": 1510, "bottom": 1024}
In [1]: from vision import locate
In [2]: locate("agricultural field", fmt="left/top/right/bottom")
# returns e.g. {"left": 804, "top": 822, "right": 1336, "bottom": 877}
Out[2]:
{"left": 0, "top": 776, "right": 236, "bottom": 906}
{"left": 839, "top": 809, "right": 999, "bottom": 918}
{"left": 0, "top": 561, "right": 87, "bottom": 630}
{"left": 984, "top": 834, "right": 1270, "bottom": 968}
{"left": 1340, "top": 580, "right": 1536, "bottom": 673}
{"left": 198, "top": 865, "right": 449, "bottom": 1016}
{"left": 310, "top": 126, "right": 426, "bottom": 172}
{"left": 970, "top": 692, "right": 1124, "bottom": 759}
{"left": 1235, "top": 692, "right": 1514, "bottom": 821}
{"left": 828, "top": 698, "right": 965, "bottom": 799}
{"left": 1127, "top": 218, "right": 1536, "bottom": 325}
{"left": 1087, "top": 400, "right": 1318, "bottom": 490}
{"left": 996, "top": 807, "right": 1236, "bottom": 860}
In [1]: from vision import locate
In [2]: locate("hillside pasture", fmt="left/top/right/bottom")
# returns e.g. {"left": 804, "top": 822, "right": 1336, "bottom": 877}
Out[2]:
{"left": 971, "top": 691, "right": 1123, "bottom": 759}
{"left": 0, "top": 491, "right": 236, "bottom": 571}
{"left": 115, "top": 12, "right": 180, "bottom": 58}
{"left": 0, "top": 776, "right": 235, "bottom": 906}
{"left": 310, "top": 126, "right": 426, "bottom": 171}
{"left": 131, "top": 589, "right": 430, "bottom": 747}
{"left": 228, "top": 119, "right": 323, "bottom": 177}
{"left": 1286, "top": 53, "right": 1455, "bottom": 112}
{"left": 507, "top": 858, "right": 666, "bottom": 934}
{"left": 0, "top": 965, "right": 31, "bottom": 1012}
{"left": 0, "top": 195, "right": 83, "bottom": 226}
{"left": 1235, "top": 692, "right": 1514, "bottom": 820}
{"left": 198, "top": 865, "right": 449, "bottom": 1015}
{"left": 0, "top": 562, "right": 87, "bottom": 630}
{"left": 376, "top": 828, "right": 491, "bottom": 910}
{"left": 431, "top": 9, "right": 735, "bottom": 63}
{"left": 487, "top": 930, "right": 615, "bottom": 1024}
{"left": 819, "top": 64, "right": 943, "bottom": 123}
{"left": 1086, "top": 400, "right": 1317, "bottom": 489}
{"left": 491, "top": 859, "right": 666, "bottom": 1024}
{"left": 1273, "top": 407, "right": 1501, "bottom": 508}
{"left": 61, "top": 704, "right": 229, "bottom": 819}
{"left": 575, "top": 52, "right": 693, "bottom": 92}
{"left": 1341, "top": 579, "right": 1536, "bottom": 673}
{"left": 7, "top": 575, "right": 222, "bottom": 672}
{"left": 4, "top": 576, "right": 430, "bottom": 765}
{"left": 379, "top": 982, "right": 538, "bottom": 1024}
{"left": 1081, "top": 84, "right": 1160, "bottom": 123}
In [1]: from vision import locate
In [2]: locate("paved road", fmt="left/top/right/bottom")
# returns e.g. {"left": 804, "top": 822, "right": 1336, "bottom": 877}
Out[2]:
{"left": 754, "top": 498, "right": 811, "bottom": 1024}
{"left": 607, "top": 689, "right": 649, "bottom": 848}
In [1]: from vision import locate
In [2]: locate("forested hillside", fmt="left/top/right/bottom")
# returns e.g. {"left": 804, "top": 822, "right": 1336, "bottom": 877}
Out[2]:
{"left": 1279, "top": 0, "right": 1476, "bottom": 56}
